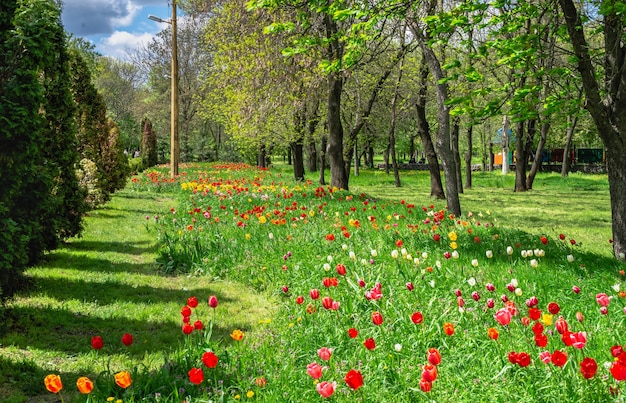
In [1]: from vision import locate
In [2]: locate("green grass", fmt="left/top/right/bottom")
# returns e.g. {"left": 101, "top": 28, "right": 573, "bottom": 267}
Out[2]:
{"left": 0, "top": 189, "right": 275, "bottom": 402}
{"left": 0, "top": 163, "right": 620, "bottom": 402}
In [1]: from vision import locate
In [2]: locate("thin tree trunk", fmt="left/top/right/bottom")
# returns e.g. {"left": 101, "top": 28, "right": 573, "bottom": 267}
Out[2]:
{"left": 319, "top": 136, "right": 327, "bottom": 185}
{"left": 465, "top": 125, "right": 473, "bottom": 189}
{"left": 527, "top": 121, "right": 550, "bottom": 189}
{"left": 561, "top": 114, "right": 577, "bottom": 177}
{"left": 291, "top": 142, "right": 305, "bottom": 181}
{"left": 308, "top": 141, "right": 317, "bottom": 172}
{"left": 451, "top": 118, "right": 463, "bottom": 193}
{"left": 514, "top": 120, "right": 528, "bottom": 192}
{"left": 388, "top": 41, "right": 404, "bottom": 188}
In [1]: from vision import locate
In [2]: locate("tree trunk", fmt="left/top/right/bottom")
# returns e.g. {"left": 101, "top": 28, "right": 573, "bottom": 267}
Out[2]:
{"left": 307, "top": 141, "right": 317, "bottom": 172}
{"left": 514, "top": 120, "right": 529, "bottom": 192}
{"left": 291, "top": 141, "right": 305, "bottom": 181}
{"left": 559, "top": 0, "right": 626, "bottom": 260}
{"left": 501, "top": 115, "right": 510, "bottom": 174}
{"left": 465, "top": 125, "right": 473, "bottom": 189}
{"left": 383, "top": 145, "right": 390, "bottom": 175}
{"left": 257, "top": 145, "right": 266, "bottom": 168}
{"left": 319, "top": 136, "right": 327, "bottom": 185}
{"left": 527, "top": 121, "right": 549, "bottom": 189}
{"left": 451, "top": 118, "right": 463, "bottom": 193}
{"left": 326, "top": 71, "right": 348, "bottom": 189}
{"left": 561, "top": 114, "right": 577, "bottom": 177}
{"left": 418, "top": 35, "right": 461, "bottom": 215}
{"left": 389, "top": 45, "right": 404, "bottom": 188}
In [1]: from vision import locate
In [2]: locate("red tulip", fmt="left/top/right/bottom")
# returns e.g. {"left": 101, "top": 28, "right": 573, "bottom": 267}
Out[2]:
{"left": 611, "top": 345, "right": 624, "bottom": 357}
{"left": 555, "top": 316, "right": 569, "bottom": 334}
{"left": 335, "top": 264, "right": 346, "bottom": 276}
{"left": 91, "top": 336, "right": 103, "bottom": 350}
{"left": 345, "top": 369, "right": 363, "bottom": 390}
{"left": 531, "top": 322, "right": 544, "bottom": 336}
{"left": 528, "top": 308, "right": 541, "bottom": 321}
{"left": 471, "top": 291, "right": 480, "bottom": 301}
{"left": 443, "top": 322, "right": 454, "bottom": 336}
{"left": 181, "top": 305, "right": 192, "bottom": 317}
{"left": 419, "top": 379, "right": 432, "bottom": 392}
{"left": 348, "top": 328, "right": 358, "bottom": 338}
{"left": 182, "top": 323, "right": 194, "bottom": 334}
{"left": 486, "top": 298, "right": 495, "bottom": 309}
{"left": 485, "top": 283, "right": 495, "bottom": 292}
{"left": 194, "top": 320, "right": 203, "bottom": 330}
{"left": 421, "top": 363, "right": 438, "bottom": 382}
{"left": 187, "top": 296, "right": 198, "bottom": 308}
{"left": 121, "top": 333, "right": 133, "bottom": 346}
{"left": 310, "top": 289, "right": 320, "bottom": 300}
{"left": 202, "top": 351, "right": 218, "bottom": 368}
{"left": 208, "top": 295, "right": 218, "bottom": 308}
{"left": 406, "top": 282, "right": 414, "bottom": 291}
{"left": 188, "top": 368, "right": 204, "bottom": 385}
{"left": 547, "top": 302, "right": 560, "bottom": 314}
{"left": 296, "top": 295, "right": 304, "bottom": 305}
{"left": 427, "top": 348, "right": 441, "bottom": 366}
{"left": 551, "top": 350, "right": 568, "bottom": 367}
{"left": 411, "top": 312, "right": 423, "bottom": 324}
{"left": 371, "top": 311, "right": 384, "bottom": 325}
{"left": 534, "top": 333, "right": 548, "bottom": 348}
{"left": 322, "top": 296, "right": 333, "bottom": 310}
{"left": 488, "top": 327, "right": 499, "bottom": 340}
{"left": 611, "top": 361, "right": 626, "bottom": 381}
{"left": 540, "top": 236, "right": 548, "bottom": 245}
{"left": 580, "top": 357, "right": 597, "bottom": 379}
{"left": 364, "top": 338, "right": 376, "bottom": 350}
{"left": 517, "top": 352, "right": 531, "bottom": 367}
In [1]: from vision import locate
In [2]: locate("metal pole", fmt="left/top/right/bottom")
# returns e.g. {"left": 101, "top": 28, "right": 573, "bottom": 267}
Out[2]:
{"left": 170, "top": 0, "right": 179, "bottom": 177}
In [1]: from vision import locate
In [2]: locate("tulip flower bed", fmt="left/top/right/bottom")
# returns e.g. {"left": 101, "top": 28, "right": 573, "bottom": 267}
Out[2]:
{"left": 46, "top": 163, "right": 626, "bottom": 402}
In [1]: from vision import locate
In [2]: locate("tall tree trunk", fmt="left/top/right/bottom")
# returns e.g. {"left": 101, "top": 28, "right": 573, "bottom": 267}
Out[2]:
{"left": 308, "top": 141, "right": 317, "bottom": 172}
{"left": 417, "top": 34, "right": 461, "bottom": 216}
{"left": 501, "top": 115, "right": 510, "bottom": 174}
{"left": 388, "top": 43, "right": 404, "bottom": 188}
{"left": 465, "top": 125, "right": 473, "bottom": 189}
{"left": 367, "top": 144, "right": 374, "bottom": 168}
{"left": 416, "top": 64, "right": 445, "bottom": 199}
{"left": 561, "top": 114, "right": 577, "bottom": 177}
{"left": 527, "top": 121, "right": 550, "bottom": 189}
{"left": 324, "top": 15, "right": 349, "bottom": 190}
{"left": 559, "top": 0, "right": 626, "bottom": 260}
{"left": 451, "top": 118, "right": 463, "bottom": 193}
{"left": 383, "top": 145, "right": 390, "bottom": 175}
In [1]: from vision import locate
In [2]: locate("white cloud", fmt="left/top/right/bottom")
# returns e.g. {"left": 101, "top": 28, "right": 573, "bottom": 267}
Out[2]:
{"left": 100, "top": 31, "right": 155, "bottom": 59}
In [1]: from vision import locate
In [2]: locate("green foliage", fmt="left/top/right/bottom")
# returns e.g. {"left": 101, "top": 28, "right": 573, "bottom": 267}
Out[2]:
{"left": 0, "top": 0, "right": 87, "bottom": 299}
{"left": 76, "top": 158, "right": 106, "bottom": 208}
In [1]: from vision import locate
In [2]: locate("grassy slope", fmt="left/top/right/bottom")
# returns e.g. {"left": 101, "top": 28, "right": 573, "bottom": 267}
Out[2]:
{"left": 0, "top": 189, "right": 275, "bottom": 402}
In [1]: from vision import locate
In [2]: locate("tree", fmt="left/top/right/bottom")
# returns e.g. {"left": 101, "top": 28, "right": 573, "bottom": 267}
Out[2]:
{"left": 1, "top": 0, "right": 87, "bottom": 299}
{"left": 558, "top": 0, "right": 626, "bottom": 260}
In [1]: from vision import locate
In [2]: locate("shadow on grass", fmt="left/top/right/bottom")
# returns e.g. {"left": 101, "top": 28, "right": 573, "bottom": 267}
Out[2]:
{"left": 1, "top": 304, "right": 241, "bottom": 356}
{"left": 23, "top": 275, "right": 236, "bottom": 306}
{"left": 60, "top": 240, "right": 156, "bottom": 257}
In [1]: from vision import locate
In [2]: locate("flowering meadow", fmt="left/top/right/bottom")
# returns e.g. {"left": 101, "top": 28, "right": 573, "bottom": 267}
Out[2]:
{"left": 45, "top": 163, "right": 626, "bottom": 402}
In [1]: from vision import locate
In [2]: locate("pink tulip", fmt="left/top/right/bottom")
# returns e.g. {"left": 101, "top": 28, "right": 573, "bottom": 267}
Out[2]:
{"left": 318, "top": 347, "right": 333, "bottom": 361}
{"left": 572, "top": 285, "right": 581, "bottom": 294}
{"left": 208, "top": 296, "right": 218, "bottom": 308}
{"left": 306, "top": 362, "right": 323, "bottom": 379}
{"left": 471, "top": 291, "right": 481, "bottom": 301}
{"left": 539, "top": 351, "right": 552, "bottom": 364}
{"left": 596, "top": 293, "right": 610, "bottom": 307}
{"left": 494, "top": 308, "right": 512, "bottom": 326}
{"left": 316, "top": 381, "right": 336, "bottom": 398}
{"left": 570, "top": 331, "right": 587, "bottom": 349}
{"left": 486, "top": 298, "right": 495, "bottom": 309}
{"left": 485, "top": 283, "right": 495, "bottom": 292}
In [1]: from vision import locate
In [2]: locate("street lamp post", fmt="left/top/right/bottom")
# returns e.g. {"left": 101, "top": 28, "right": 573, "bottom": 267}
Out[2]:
{"left": 148, "top": 0, "right": 179, "bottom": 178}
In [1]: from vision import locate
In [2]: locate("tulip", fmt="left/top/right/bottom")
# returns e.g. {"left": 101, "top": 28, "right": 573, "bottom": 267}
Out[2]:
{"left": 76, "top": 376, "right": 93, "bottom": 394}
{"left": 419, "top": 379, "right": 432, "bottom": 392}
{"left": 596, "top": 293, "right": 610, "bottom": 307}
{"left": 121, "top": 333, "right": 133, "bottom": 346}
{"left": 572, "top": 285, "right": 581, "bottom": 294}
{"left": 208, "top": 295, "right": 218, "bottom": 308}
{"left": 345, "top": 369, "right": 363, "bottom": 390}
{"left": 371, "top": 311, "right": 384, "bottom": 325}
{"left": 486, "top": 283, "right": 495, "bottom": 292}
{"left": 547, "top": 302, "right": 560, "bottom": 314}
{"left": 318, "top": 347, "right": 333, "bottom": 361}
{"left": 202, "top": 351, "right": 219, "bottom": 368}
{"left": 91, "top": 335, "right": 103, "bottom": 350}
{"left": 486, "top": 298, "right": 495, "bottom": 309}
{"left": 316, "top": 381, "right": 337, "bottom": 398}
{"left": 295, "top": 295, "right": 304, "bottom": 305}
{"left": 406, "top": 282, "right": 414, "bottom": 291}
{"left": 555, "top": 316, "right": 569, "bottom": 334}
{"left": 309, "top": 289, "right": 320, "bottom": 300}
{"left": 576, "top": 311, "right": 584, "bottom": 322}
{"left": 188, "top": 368, "right": 204, "bottom": 385}
{"left": 44, "top": 374, "right": 63, "bottom": 394}
{"left": 486, "top": 250, "right": 493, "bottom": 258}
{"left": 187, "top": 296, "right": 198, "bottom": 308}
{"left": 306, "top": 362, "right": 324, "bottom": 379}
{"left": 580, "top": 357, "right": 598, "bottom": 379}
{"left": 471, "top": 291, "right": 480, "bottom": 301}
{"left": 422, "top": 363, "right": 438, "bottom": 382}
{"left": 551, "top": 350, "right": 568, "bottom": 367}
{"left": 322, "top": 296, "right": 333, "bottom": 310}
{"left": 114, "top": 371, "right": 132, "bottom": 388}
{"left": 570, "top": 331, "right": 587, "bottom": 349}
{"left": 427, "top": 348, "right": 442, "bottom": 366}
{"left": 600, "top": 306, "right": 609, "bottom": 315}
{"left": 494, "top": 308, "right": 512, "bottom": 326}
{"left": 364, "top": 338, "right": 376, "bottom": 350}
{"left": 539, "top": 351, "right": 552, "bottom": 364}
{"left": 411, "top": 312, "right": 424, "bottom": 324}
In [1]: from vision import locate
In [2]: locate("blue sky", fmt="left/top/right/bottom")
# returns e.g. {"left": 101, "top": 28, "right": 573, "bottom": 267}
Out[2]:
{"left": 61, "top": 0, "right": 174, "bottom": 59}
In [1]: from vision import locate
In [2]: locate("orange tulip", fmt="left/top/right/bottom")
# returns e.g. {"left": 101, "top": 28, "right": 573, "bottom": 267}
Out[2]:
{"left": 76, "top": 377, "right": 94, "bottom": 394}
{"left": 443, "top": 322, "right": 455, "bottom": 336}
{"left": 44, "top": 374, "right": 63, "bottom": 394}
{"left": 231, "top": 329, "right": 244, "bottom": 341}
{"left": 114, "top": 371, "right": 132, "bottom": 389}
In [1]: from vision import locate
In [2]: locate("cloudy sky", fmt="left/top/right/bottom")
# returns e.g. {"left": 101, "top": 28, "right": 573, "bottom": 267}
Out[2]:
{"left": 61, "top": 0, "right": 173, "bottom": 59}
